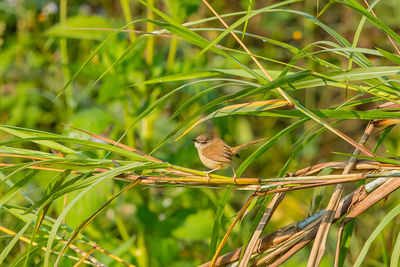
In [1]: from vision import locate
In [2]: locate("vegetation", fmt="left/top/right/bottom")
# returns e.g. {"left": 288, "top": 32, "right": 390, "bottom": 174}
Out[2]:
{"left": 1, "top": 0, "right": 400, "bottom": 266}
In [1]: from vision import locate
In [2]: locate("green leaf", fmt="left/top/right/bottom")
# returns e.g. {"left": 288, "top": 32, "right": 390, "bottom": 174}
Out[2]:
{"left": 390, "top": 230, "right": 400, "bottom": 267}
{"left": 209, "top": 190, "right": 231, "bottom": 259}
{"left": 57, "top": 180, "right": 141, "bottom": 263}
{"left": 0, "top": 219, "right": 33, "bottom": 264}
{"left": 373, "top": 126, "right": 394, "bottom": 153}
{"left": 0, "top": 125, "right": 77, "bottom": 154}
{"left": 338, "top": 220, "right": 355, "bottom": 267}
{"left": 377, "top": 47, "right": 400, "bottom": 65}
{"left": 354, "top": 203, "right": 400, "bottom": 267}
{"left": 137, "top": 70, "right": 223, "bottom": 86}
{"left": 198, "top": 0, "right": 303, "bottom": 57}
{"left": 186, "top": 106, "right": 400, "bottom": 124}
{"left": 293, "top": 66, "right": 400, "bottom": 92}
{"left": 55, "top": 19, "right": 146, "bottom": 98}
{"left": 0, "top": 146, "right": 63, "bottom": 160}
{"left": 333, "top": 152, "right": 400, "bottom": 166}
{"left": 0, "top": 170, "right": 37, "bottom": 206}
{"left": 43, "top": 161, "right": 157, "bottom": 266}
{"left": 0, "top": 136, "right": 152, "bottom": 162}
{"left": 337, "top": 0, "right": 400, "bottom": 45}
{"left": 237, "top": 119, "right": 307, "bottom": 176}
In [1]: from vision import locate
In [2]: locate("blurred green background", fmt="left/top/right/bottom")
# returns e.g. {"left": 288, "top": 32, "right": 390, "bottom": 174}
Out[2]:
{"left": 1, "top": 0, "right": 400, "bottom": 266}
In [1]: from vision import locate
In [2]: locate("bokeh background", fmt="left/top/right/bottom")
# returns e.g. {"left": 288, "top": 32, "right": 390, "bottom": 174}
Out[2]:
{"left": 1, "top": 0, "right": 400, "bottom": 266}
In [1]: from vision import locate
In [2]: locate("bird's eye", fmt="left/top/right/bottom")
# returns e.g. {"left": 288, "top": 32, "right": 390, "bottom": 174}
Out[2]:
{"left": 200, "top": 141, "right": 207, "bottom": 144}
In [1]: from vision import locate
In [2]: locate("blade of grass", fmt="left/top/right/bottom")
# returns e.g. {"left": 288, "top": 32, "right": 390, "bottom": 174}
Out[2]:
{"left": 0, "top": 170, "right": 37, "bottom": 206}
{"left": 201, "top": 0, "right": 298, "bottom": 105}
{"left": 209, "top": 189, "right": 231, "bottom": 259}
{"left": 56, "top": 19, "right": 147, "bottom": 98}
{"left": 286, "top": 95, "right": 375, "bottom": 157}
{"left": 241, "top": 0, "right": 252, "bottom": 40}
{"left": 390, "top": 230, "right": 400, "bottom": 267}
{"left": 354, "top": 202, "right": 400, "bottom": 267}
{"left": 0, "top": 125, "right": 77, "bottom": 154}
{"left": 0, "top": 136, "right": 152, "bottom": 162}
{"left": 373, "top": 125, "right": 394, "bottom": 153}
{"left": 338, "top": 0, "right": 400, "bottom": 45}
{"left": 239, "top": 193, "right": 284, "bottom": 266}
{"left": 337, "top": 219, "right": 355, "bottom": 267}
{"left": 23, "top": 170, "right": 72, "bottom": 266}
{"left": 0, "top": 219, "right": 33, "bottom": 264}
{"left": 210, "top": 193, "right": 257, "bottom": 267}
{"left": 43, "top": 162, "right": 152, "bottom": 266}
{"left": 237, "top": 119, "right": 307, "bottom": 176}
{"left": 377, "top": 47, "right": 400, "bottom": 65}
{"left": 55, "top": 179, "right": 141, "bottom": 266}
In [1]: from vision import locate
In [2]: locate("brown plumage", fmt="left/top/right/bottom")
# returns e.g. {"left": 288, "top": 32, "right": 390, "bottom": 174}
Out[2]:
{"left": 192, "top": 134, "right": 266, "bottom": 180}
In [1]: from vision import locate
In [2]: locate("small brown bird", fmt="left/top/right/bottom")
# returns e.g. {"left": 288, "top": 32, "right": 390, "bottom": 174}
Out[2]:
{"left": 192, "top": 134, "right": 266, "bottom": 181}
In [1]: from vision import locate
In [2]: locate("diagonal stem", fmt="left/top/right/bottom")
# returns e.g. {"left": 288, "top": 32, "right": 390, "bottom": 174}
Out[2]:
{"left": 209, "top": 193, "right": 257, "bottom": 267}
{"left": 201, "top": 0, "right": 293, "bottom": 106}
{"left": 307, "top": 122, "right": 375, "bottom": 266}
{"left": 363, "top": 0, "right": 400, "bottom": 55}
{"left": 239, "top": 192, "right": 285, "bottom": 266}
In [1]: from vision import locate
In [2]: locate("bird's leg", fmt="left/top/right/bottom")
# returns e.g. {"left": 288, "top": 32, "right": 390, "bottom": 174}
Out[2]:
{"left": 232, "top": 167, "right": 238, "bottom": 184}
{"left": 204, "top": 168, "right": 219, "bottom": 182}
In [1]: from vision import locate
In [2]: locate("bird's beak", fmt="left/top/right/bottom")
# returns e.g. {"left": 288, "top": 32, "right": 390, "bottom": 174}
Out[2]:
{"left": 191, "top": 139, "right": 196, "bottom": 142}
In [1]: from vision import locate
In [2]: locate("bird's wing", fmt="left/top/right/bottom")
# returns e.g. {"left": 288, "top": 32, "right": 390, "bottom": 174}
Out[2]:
{"left": 201, "top": 141, "right": 233, "bottom": 163}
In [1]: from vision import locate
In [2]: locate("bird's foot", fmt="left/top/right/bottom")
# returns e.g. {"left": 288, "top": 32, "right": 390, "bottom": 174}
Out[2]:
{"left": 233, "top": 174, "right": 238, "bottom": 184}
{"left": 204, "top": 171, "right": 211, "bottom": 183}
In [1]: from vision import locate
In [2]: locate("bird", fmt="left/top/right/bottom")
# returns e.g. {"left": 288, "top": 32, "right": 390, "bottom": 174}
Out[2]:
{"left": 192, "top": 134, "right": 266, "bottom": 182}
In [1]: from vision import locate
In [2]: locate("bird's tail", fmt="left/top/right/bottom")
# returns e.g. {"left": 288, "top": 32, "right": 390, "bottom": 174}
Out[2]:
{"left": 231, "top": 137, "right": 268, "bottom": 153}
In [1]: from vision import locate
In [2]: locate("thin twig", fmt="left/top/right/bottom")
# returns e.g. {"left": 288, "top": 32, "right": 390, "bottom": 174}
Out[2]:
{"left": 308, "top": 122, "right": 374, "bottom": 266}
{"left": 201, "top": 0, "right": 293, "bottom": 106}
{"left": 209, "top": 193, "right": 257, "bottom": 267}
{"left": 239, "top": 192, "right": 285, "bottom": 266}
{"left": 363, "top": 0, "right": 400, "bottom": 55}
{"left": 199, "top": 176, "right": 393, "bottom": 266}
{"left": 73, "top": 246, "right": 96, "bottom": 267}
{"left": 0, "top": 224, "right": 103, "bottom": 266}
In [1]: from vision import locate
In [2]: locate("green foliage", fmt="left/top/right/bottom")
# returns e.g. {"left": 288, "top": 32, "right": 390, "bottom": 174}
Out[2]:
{"left": 1, "top": 0, "right": 400, "bottom": 266}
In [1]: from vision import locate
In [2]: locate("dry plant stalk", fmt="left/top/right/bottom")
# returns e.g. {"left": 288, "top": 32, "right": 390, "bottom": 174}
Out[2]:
{"left": 200, "top": 176, "right": 400, "bottom": 266}
{"left": 363, "top": 0, "right": 400, "bottom": 54}
{"left": 239, "top": 192, "right": 285, "bottom": 266}
{"left": 308, "top": 121, "right": 374, "bottom": 266}
{"left": 201, "top": 0, "right": 293, "bottom": 106}
{"left": 3, "top": 102, "right": 400, "bottom": 266}
{"left": 0, "top": 224, "right": 103, "bottom": 266}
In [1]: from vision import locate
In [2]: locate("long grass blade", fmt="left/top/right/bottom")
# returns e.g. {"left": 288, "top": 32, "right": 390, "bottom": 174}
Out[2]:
{"left": 0, "top": 219, "right": 33, "bottom": 264}
{"left": 354, "top": 203, "right": 400, "bottom": 267}
{"left": 209, "top": 189, "right": 231, "bottom": 259}
{"left": 55, "top": 180, "right": 141, "bottom": 266}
